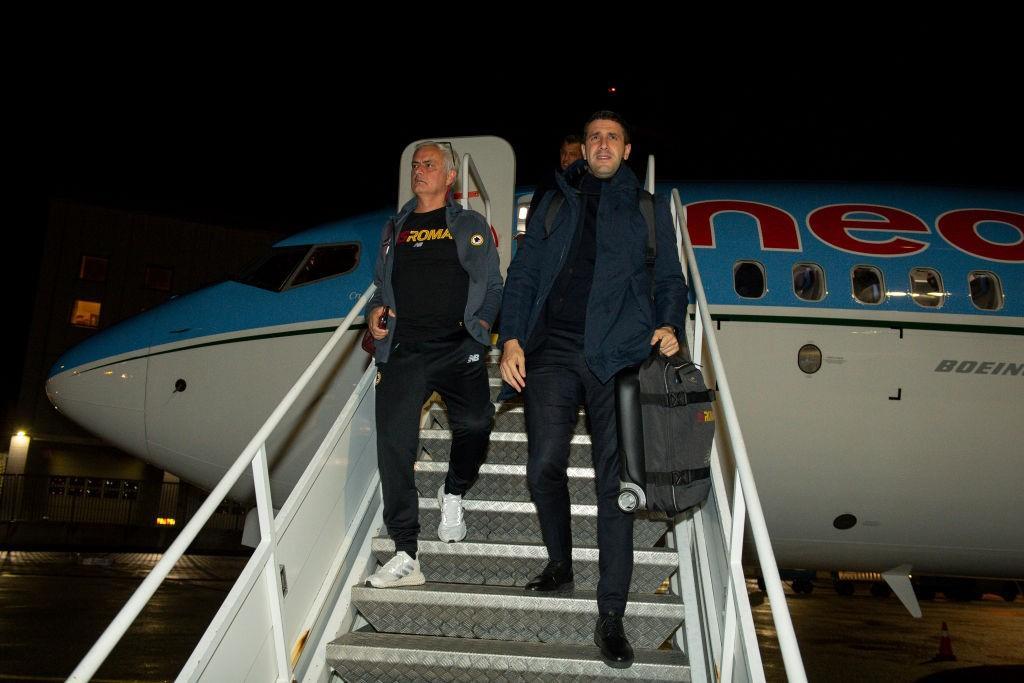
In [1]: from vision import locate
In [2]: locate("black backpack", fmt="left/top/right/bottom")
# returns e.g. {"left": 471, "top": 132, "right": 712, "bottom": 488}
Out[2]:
{"left": 615, "top": 341, "right": 715, "bottom": 518}
{"left": 635, "top": 346, "right": 715, "bottom": 516}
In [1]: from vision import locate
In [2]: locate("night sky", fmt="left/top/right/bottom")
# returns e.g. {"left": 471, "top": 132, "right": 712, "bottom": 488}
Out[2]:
{"left": 11, "top": 44, "right": 1022, "bottom": 432}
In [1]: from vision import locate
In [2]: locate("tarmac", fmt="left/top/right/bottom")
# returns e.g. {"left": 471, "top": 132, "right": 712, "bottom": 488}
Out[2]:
{"left": 0, "top": 551, "right": 1021, "bottom": 681}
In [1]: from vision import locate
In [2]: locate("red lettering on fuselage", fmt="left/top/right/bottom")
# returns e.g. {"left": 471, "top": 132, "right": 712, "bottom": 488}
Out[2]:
{"left": 686, "top": 200, "right": 801, "bottom": 250}
{"left": 936, "top": 209, "right": 1024, "bottom": 263}
{"left": 807, "top": 204, "right": 929, "bottom": 256}
{"left": 683, "top": 199, "right": 1020, "bottom": 262}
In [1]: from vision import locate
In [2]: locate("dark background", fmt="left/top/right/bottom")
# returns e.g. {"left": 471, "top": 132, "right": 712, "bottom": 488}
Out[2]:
{"left": 10, "top": 39, "right": 1022, "bottom": 432}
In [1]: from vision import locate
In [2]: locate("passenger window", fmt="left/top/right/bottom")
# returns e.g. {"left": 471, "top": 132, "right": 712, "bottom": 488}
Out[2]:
{"left": 289, "top": 243, "right": 360, "bottom": 288}
{"left": 793, "top": 263, "right": 826, "bottom": 302}
{"left": 734, "top": 261, "right": 766, "bottom": 298}
{"left": 909, "top": 268, "right": 945, "bottom": 308}
{"left": 851, "top": 266, "right": 884, "bottom": 305}
{"left": 968, "top": 271, "right": 1004, "bottom": 311}
{"left": 516, "top": 195, "right": 532, "bottom": 236}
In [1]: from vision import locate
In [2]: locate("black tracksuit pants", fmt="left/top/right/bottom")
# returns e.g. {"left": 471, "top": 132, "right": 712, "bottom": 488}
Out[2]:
{"left": 524, "top": 342, "right": 634, "bottom": 615}
{"left": 375, "top": 333, "right": 494, "bottom": 556}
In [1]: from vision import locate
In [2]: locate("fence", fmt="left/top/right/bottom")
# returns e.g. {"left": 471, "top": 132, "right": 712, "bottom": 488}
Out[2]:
{"left": 0, "top": 474, "right": 246, "bottom": 531}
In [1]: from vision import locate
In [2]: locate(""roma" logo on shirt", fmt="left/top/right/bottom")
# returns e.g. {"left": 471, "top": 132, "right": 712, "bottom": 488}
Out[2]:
{"left": 399, "top": 227, "right": 453, "bottom": 243}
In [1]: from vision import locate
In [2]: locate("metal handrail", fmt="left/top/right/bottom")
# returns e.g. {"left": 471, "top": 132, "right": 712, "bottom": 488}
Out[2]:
{"left": 670, "top": 189, "right": 807, "bottom": 682}
{"left": 460, "top": 152, "right": 492, "bottom": 226}
{"left": 68, "top": 283, "right": 378, "bottom": 682}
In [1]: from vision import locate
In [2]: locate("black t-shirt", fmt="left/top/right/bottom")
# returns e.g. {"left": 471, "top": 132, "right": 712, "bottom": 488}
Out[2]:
{"left": 392, "top": 207, "right": 469, "bottom": 343}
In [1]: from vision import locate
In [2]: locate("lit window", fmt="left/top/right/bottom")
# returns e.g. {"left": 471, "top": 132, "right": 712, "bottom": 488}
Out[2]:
{"left": 70, "top": 300, "right": 102, "bottom": 328}
{"left": 734, "top": 261, "right": 766, "bottom": 298}
{"left": 144, "top": 266, "right": 173, "bottom": 292}
{"left": 851, "top": 266, "right": 885, "bottom": 305}
{"left": 79, "top": 255, "right": 108, "bottom": 282}
{"left": 968, "top": 271, "right": 1004, "bottom": 311}
{"left": 289, "top": 243, "right": 360, "bottom": 288}
{"left": 909, "top": 268, "right": 945, "bottom": 308}
{"left": 793, "top": 263, "right": 826, "bottom": 302}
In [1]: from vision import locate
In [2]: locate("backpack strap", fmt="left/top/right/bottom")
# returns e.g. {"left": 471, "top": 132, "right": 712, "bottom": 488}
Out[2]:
{"left": 639, "top": 190, "right": 656, "bottom": 299}
{"left": 639, "top": 389, "right": 715, "bottom": 407}
{"left": 648, "top": 468, "right": 711, "bottom": 486}
{"left": 543, "top": 193, "right": 565, "bottom": 238}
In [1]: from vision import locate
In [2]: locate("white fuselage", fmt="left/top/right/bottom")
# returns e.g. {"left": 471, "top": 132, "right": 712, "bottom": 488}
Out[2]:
{"left": 712, "top": 307, "right": 1023, "bottom": 577}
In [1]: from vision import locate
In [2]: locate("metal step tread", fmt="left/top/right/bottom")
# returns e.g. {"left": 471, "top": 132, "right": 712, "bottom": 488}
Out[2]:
{"left": 372, "top": 537, "right": 678, "bottom": 565}
{"left": 371, "top": 537, "right": 678, "bottom": 592}
{"left": 429, "top": 402, "right": 586, "bottom": 416}
{"left": 415, "top": 461, "right": 593, "bottom": 478}
{"left": 328, "top": 630, "right": 691, "bottom": 682}
{"left": 418, "top": 430, "right": 593, "bottom": 466}
{"left": 421, "top": 428, "right": 591, "bottom": 444}
{"left": 416, "top": 497, "right": 669, "bottom": 548}
{"left": 351, "top": 583, "right": 684, "bottom": 648}
{"left": 427, "top": 401, "right": 585, "bottom": 419}
{"left": 354, "top": 581, "right": 682, "bottom": 612}
{"left": 414, "top": 461, "right": 596, "bottom": 503}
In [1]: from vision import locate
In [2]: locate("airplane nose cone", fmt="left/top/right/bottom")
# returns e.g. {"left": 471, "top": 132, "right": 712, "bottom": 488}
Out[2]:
{"left": 46, "top": 320, "right": 152, "bottom": 458}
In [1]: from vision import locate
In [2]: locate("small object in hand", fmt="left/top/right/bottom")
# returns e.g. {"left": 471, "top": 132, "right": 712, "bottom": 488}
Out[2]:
{"left": 378, "top": 306, "right": 391, "bottom": 330}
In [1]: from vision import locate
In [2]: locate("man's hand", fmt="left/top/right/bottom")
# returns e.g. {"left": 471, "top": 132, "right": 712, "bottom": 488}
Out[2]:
{"left": 369, "top": 306, "right": 395, "bottom": 340}
{"left": 500, "top": 339, "right": 526, "bottom": 392}
{"left": 651, "top": 326, "right": 679, "bottom": 356}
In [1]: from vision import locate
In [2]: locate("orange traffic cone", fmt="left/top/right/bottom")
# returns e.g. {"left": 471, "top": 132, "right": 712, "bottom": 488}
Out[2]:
{"left": 930, "top": 621, "right": 957, "bottom": 662}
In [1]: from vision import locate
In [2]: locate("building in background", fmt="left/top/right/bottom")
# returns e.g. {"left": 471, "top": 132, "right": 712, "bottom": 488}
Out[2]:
{"left": 2, "top": 199, "right": 288, "bottom": 549}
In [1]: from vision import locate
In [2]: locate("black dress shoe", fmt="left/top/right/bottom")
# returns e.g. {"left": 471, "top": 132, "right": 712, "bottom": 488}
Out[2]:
{"left": 524, "top": 560, "right": 574, "bottom": 592}
{"left": 594, "top": 613, "right": 634, "bottom": 669}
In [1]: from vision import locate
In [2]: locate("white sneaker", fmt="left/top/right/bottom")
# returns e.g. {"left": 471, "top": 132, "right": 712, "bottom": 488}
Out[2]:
{"left": 366, "top": 551, "right": 425, "bottom": 588}
{"left": 437, "top": 484, "right": 467, "bottom": 543}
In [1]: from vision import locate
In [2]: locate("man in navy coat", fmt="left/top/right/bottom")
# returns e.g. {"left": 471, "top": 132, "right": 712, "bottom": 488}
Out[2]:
{"left": 499, "top": 111, "right": 687, "bottom": 668}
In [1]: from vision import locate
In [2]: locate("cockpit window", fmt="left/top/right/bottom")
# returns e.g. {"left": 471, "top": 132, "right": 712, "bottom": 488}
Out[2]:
{"left": 237, "top": 245, "right": 310, "bottom": 292}
{"left": 851, "top": 266, "right": 884, "bottom": 305}
{"left": 733, "top": 261, "right": 766, "bottom": 298}
{"left": 909, "top": 267, "right": 945, "bottom": 308}
{"left": 288, "top": 243, "right": 360, "bottom": 288}
{"left": 792, "top": 263, "right": 826, "bottom": 302}
{"left": 968, "top": 271, "right": 1004, "bottom": 311}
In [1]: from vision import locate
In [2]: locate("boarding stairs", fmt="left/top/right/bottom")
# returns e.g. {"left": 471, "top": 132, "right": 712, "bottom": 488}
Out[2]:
{"left": 327, "top": 357, "right": 690, "bottom": 680}
{"left": 68, "top": 149, "right": 806, "bottom": 681}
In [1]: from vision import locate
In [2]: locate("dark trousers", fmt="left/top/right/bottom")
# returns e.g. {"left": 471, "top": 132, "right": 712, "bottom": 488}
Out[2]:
{"left": 524, "top": 344, "right": 634, "bottom": 614}
{"left": 375, "top": 334, "right": 494, "bottom": 556}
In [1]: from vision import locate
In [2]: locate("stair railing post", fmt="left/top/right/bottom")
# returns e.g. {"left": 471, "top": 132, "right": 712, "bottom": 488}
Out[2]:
{"left": 252, "top": 443, "right": 290, "bottom": 682}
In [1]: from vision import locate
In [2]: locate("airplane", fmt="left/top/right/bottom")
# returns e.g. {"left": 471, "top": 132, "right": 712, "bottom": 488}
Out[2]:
{"left": 45, "top": 148, "right": 1023, "bottom": 603}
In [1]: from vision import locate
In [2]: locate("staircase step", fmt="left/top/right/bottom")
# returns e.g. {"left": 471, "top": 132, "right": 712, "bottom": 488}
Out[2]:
{"left": 415, "top": 462, "right": 597, "bottom": 504}
{"left": 426, "top": 402, "right": 588, "bottom": 434}
{"left": 488, "top": 376, "right": 506, "bottom": 402}
{"left": 328, "top": 630, "right": 691, "bottom": 682}
{"left": 419, "top": 429, "right": 592, "bottom": 467}
{"left": 417, "top": 498, "right": 668, "bottom": 548}
{"left": 372, "top": 538, "right": 678, "bottom": 593}
{"left": 351, "top": 583, "right": 684, "bottom": 649}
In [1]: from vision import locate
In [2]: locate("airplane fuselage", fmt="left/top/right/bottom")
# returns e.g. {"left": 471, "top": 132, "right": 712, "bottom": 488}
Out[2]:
{"left": 46, "top": 182, "right": 1023, "bottom": 578}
